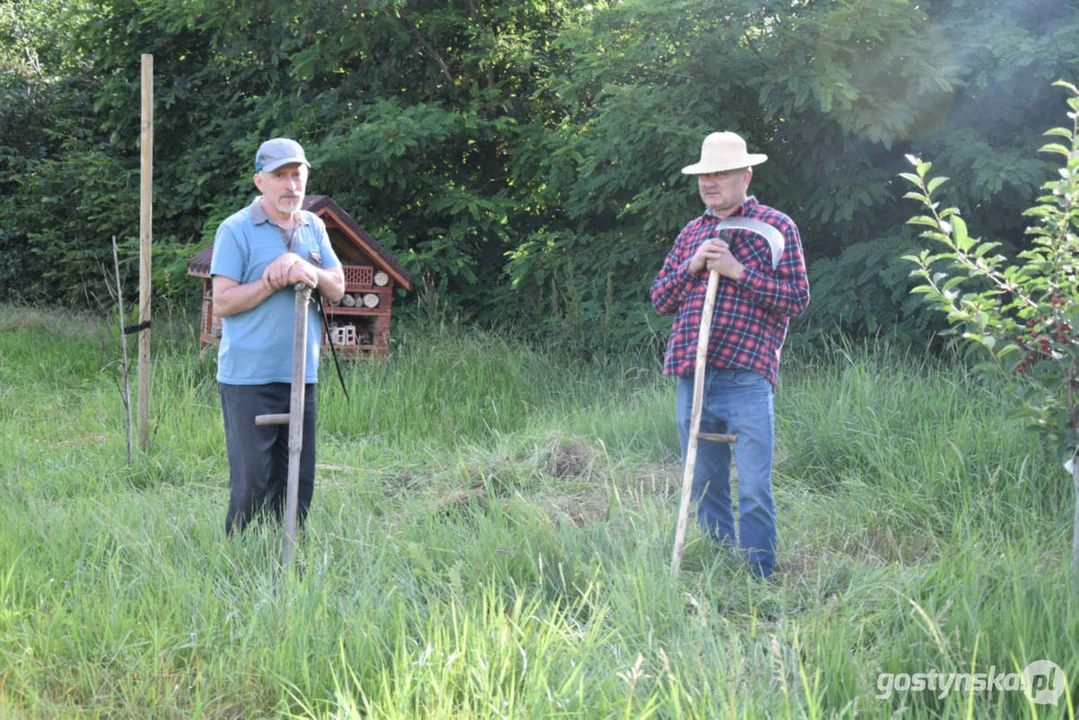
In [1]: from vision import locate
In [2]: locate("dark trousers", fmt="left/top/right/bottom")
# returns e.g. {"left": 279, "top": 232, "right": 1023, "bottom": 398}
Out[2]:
{"left": 220, "top": 382, "right": 317, "bottom": 535}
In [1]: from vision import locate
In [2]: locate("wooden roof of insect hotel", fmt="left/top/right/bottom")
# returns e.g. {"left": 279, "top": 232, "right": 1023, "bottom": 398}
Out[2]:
{"left": 186, "top": 195, "right": 412, "bottom": 289}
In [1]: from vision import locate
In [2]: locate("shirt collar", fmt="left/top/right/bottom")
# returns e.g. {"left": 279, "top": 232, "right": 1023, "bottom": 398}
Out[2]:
{"left": 704, "top": 195, "right": 758, "bottom": 220}
{"left": 249, "top": 197, "right": 309, "bottom": 227}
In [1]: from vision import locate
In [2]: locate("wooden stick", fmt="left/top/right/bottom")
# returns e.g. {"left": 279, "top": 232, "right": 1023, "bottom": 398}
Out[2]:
{"left": 671, "top": 269, "right": 721, "bottom": 576}
{"left": 137, "top": 54, "right": 153, "bottom": 451}
{"left": 112, "top": 237, "right": 133, "bottom": 465}
{"left": 254, "top": 414, "right": 290, "bottom": 426}
{"left": 282, "top": 285, "right": 310, "bottom": 568}
{"left": 1072, "top": 450, "right": 1078, "bottom": 588}
{"left": 699, "top": 432, "right": 737, "bottom": 444}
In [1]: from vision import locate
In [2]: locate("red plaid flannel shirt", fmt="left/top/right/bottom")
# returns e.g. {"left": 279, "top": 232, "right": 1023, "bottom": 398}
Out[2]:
{"left": 650, "top": 196, "right": 809, "bottom": 386}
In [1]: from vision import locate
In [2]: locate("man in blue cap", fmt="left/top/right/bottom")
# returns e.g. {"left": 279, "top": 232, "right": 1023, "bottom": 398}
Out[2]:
{"left": 210, "top": 138, "right": 346, "bottom": 535}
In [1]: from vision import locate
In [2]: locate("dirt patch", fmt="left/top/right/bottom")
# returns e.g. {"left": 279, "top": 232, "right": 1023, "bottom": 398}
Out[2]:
{"left": 620, "top": 462, "right": 681, "bottom": 500}
{"left": 541, "top": 492, "right": 609, "bottom": 527}
{"left": 433, "top": 482, "right": 487, "bottom": 516}
{"left": 544, "top": 437, "right": 598, "bottom": 479}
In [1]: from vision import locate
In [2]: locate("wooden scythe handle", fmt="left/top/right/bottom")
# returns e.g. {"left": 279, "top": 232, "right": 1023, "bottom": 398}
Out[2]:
{"left": 253, "top": 284, "right": 310, "bottom": 568}
{"left": 670, "top": 269, "right": 721, "bottom": 576}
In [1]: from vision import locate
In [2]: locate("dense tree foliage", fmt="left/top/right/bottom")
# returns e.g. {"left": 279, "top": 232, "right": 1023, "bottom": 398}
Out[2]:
{"left": 2, "top": 0, "right": 1077, "bottom": 350}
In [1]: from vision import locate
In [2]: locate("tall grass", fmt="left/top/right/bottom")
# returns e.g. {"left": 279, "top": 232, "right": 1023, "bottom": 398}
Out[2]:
{"left": 1, "top": 306, "right": 1075, "bottom": 718}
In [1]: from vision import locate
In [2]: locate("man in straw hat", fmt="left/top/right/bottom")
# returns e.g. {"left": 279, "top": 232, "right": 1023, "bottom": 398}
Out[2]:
{"left": 211, "top": 137, "right": 345, "bottom": 535}
{"left": 651, "top": 131, "right": 809, "bottom": 579}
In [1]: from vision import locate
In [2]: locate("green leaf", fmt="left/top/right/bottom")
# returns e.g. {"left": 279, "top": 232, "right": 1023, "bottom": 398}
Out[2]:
{"left": 943, "top": 276, "right": 967, "bottom": 291}
{"left": 921, "top": 231, "right": 953, "bottom": 245}
{"left": 1039, "top": 143, "right": 1071, "bottom": 157}
{"left": 972, "top": 242, "right": 1001, "bottom": 258}
{"left": 997, "top": 343, "right": 1021, "bottom": 359}
{"left": 1043, "top": 127, "right": 1074, "bottom": 139}
{"left": 926, "top": 176, "right": 948, "bottom": 194}
{"left": 952, "top": 215, "right": 972, "bottom": 252}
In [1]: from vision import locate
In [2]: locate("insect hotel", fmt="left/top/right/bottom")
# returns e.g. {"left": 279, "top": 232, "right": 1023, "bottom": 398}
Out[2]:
{"left": 187, "top": 195, "right": 413, "bottom": 359}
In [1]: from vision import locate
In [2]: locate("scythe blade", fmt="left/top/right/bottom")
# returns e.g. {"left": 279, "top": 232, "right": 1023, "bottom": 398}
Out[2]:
{"left": 717, "top": 217, "right": 785, "bottom": 271}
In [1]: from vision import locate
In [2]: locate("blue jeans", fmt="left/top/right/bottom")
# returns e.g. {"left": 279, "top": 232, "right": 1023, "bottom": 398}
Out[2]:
{"left": 677, "top": 368, "right": 776, "bottom": 578}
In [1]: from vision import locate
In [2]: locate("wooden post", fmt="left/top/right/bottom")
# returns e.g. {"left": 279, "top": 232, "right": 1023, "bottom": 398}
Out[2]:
{"left": 137, "top": 54, "right": 153, "bottom": 451}
{"left": 671, "top": 269, "right": 721, "bottom": 576}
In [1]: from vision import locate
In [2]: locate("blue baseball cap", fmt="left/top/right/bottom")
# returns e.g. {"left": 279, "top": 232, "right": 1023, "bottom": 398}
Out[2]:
{"left": 254, "top": 138, "right": 310, "bottom": 173}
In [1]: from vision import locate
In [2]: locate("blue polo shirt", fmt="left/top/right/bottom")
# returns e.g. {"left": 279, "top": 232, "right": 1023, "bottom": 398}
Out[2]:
{"left": 210, "top": 199, "right": 341, "bottom": 385}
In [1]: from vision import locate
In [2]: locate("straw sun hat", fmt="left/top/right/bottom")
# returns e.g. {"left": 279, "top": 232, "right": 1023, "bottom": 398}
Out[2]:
{"left": 681, "top": 131, "right": 768, "bottom": 175}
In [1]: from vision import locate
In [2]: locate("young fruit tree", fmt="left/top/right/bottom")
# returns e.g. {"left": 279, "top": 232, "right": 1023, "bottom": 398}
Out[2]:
{"left": 902, "top": 81, "right": 1079, "bottom": 582}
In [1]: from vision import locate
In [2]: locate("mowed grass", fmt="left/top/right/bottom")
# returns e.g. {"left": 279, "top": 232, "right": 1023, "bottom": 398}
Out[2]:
{"left": 1, "top": 304, "right": 1077, "bottom": 719}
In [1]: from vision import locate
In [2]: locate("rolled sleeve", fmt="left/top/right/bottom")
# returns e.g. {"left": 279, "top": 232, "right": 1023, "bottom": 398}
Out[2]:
{"left": 210, "top": 222, "right": 246, "bottom": 282}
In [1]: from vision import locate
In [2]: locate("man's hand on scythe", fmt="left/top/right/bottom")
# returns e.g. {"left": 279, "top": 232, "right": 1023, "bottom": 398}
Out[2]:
{"left": 285, "top": 261, "right": 319, "bottom": 289}
{"left": 263, "top": 253, "right": 319, "bottom": 291}
{"left": 689, "top": 237, "right": 744, "bottom": 281}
